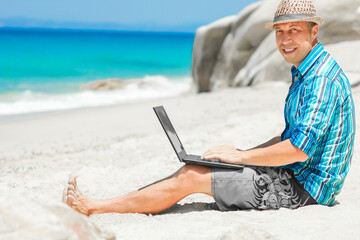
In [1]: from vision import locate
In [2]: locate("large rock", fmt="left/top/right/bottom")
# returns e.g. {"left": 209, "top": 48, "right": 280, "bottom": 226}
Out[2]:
{"left": 209, "top": 0, "right": 277, "bottom": 89}
{"left": 0, "top": 189, "right": 115, "bottom": 240}
{"left": 80, "top": 76, "right": 180, "bottom": 91}
{"left": 80, "top": 78, "right": 128, "bottom": 91}
{"left": 191, "top": 15, "right": 238, "bottom": 92}
{"left": 192, "top": 0, "right": 360, "bottom": 92}
{"left": 326, "top": 40, "right": 360, "bottom": 85}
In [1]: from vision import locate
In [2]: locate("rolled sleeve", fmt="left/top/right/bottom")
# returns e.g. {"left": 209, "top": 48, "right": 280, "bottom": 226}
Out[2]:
{"left": 289, "top": 130, "right": 316, "bottom": 157}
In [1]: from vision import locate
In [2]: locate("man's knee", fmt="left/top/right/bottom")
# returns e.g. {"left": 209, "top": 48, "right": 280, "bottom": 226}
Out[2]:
{"left": 175, "top": 165, "right": 211, "bottom": 192}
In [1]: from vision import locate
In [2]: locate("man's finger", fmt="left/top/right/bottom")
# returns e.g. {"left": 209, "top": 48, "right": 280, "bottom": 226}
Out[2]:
{"left": 203, "top": 153, "right": 221, "bottom": 160}
{"left": 202, "top": 149, "right": 215, "bottom": 158}
{"left": 202, "top": 151, "right": 215, "bottom": 157}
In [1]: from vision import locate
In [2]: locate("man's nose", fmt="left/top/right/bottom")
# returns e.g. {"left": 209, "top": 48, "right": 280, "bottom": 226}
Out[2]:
{"left": 281, "top": 32, "right": 292, "bottom": 44}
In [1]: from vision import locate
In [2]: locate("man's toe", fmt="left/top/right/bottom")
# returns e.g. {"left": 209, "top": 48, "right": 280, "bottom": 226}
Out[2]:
{"left": 62, "top": 186, "right": 68, "bottom": 203}
{"left": 68, "top": 174, "right": 77, "bottom": 184}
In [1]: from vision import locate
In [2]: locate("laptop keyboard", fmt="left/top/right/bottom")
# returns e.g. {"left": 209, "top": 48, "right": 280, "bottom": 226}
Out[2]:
{"left": 183, "top": 154, "right": 244, "bottom": 169}
{"left": 190, "top": 155, "right": 221, "bottom": 163}
{"left": 202, "top": 158, "right": 221, "bottom": 163}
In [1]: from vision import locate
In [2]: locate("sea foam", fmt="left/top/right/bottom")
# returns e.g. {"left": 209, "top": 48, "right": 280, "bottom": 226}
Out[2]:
{"left": 0, "top": 76, "right": 192, "bottom": 116}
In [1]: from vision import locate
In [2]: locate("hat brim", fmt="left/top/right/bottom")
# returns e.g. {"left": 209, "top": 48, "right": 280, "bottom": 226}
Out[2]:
{"left": 265, "top": 16, "right": 324, "bottom": 30}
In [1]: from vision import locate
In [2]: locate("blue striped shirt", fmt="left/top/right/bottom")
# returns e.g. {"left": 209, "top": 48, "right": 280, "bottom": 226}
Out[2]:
{"left": 281, "top": 43, "right": 356, "bottom": 206}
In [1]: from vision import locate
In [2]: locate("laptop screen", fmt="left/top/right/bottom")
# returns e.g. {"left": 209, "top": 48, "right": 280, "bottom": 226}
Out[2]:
{"left": 153, "top": 106, "right": 187, "bottom": 160}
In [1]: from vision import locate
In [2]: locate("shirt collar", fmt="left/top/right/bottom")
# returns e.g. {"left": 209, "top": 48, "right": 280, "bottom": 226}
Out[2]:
{"left": 291, "top": 42, "right": 325, "bottom": 82}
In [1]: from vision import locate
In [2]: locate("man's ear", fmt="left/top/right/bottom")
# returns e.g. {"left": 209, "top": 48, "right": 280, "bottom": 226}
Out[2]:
{"left": 311, "top": 24, "right": 319, "bottom": 41}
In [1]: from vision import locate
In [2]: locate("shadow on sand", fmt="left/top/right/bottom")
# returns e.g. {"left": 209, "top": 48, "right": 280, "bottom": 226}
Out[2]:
{"left": 157, "top": 202, "right": 220, "bottom": 215}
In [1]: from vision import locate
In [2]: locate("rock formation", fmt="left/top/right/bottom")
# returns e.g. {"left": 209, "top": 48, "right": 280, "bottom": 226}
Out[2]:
{"left": 192, "top": 0, "right": 360, "bottom": 92}
{"left": 80, "top": 76, "right": 180, "bottom": 91}
{"left": 80, "top": 78, "right": 129, "bottom": 91}
{"left": 0, "top": 189, "right": 115, "bottom": 240}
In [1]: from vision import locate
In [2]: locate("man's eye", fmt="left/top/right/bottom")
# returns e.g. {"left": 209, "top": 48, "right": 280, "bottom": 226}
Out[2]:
{"left": 292, "top": 29, "right": 298, "bottom": 32}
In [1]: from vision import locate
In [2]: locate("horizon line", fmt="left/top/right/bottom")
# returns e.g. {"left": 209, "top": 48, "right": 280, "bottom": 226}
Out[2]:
{"left": 0, "top": 17, "right": 208, "bottom": 33}
{"left": 0, "top": 26, "right": 198, "bottom": 35}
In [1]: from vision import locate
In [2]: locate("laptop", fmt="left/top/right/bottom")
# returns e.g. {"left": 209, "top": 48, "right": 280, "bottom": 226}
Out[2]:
{"left": 153, "top": 106, "right": 244, "bottom": 170}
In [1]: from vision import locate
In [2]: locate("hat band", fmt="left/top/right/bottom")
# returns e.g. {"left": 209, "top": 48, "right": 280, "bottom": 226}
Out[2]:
{"left": 274, "top": 13, "right": 316, "bottom": 23}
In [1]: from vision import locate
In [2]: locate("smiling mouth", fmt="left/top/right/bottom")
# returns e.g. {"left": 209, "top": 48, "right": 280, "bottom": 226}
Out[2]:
{"left": 283, "top": 48, "right": 297, "bottom": 55}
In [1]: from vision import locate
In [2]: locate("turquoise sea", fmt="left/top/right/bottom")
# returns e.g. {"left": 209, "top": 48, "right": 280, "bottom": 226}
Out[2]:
{"left": 0, "top": 28, "right": 195, "bottom": 116}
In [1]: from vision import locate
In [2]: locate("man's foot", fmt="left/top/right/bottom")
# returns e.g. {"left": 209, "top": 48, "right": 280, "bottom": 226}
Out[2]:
{"left": 62, "top": 174, "right": 95, "bottom": 216}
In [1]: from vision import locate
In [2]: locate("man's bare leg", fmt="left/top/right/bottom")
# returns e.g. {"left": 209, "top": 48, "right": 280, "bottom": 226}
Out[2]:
{"left": 62, "top": 164, "right": 212, "bottom": 216}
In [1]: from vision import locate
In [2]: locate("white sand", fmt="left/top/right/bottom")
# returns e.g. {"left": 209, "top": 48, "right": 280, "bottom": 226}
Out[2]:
{"left": 1, "top": 81, "right": 359, "bottom": 240}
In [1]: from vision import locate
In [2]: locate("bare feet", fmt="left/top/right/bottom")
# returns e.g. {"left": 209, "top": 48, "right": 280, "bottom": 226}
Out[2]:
{"left": 62, "top": 174, "right": 95, "bottom": 216}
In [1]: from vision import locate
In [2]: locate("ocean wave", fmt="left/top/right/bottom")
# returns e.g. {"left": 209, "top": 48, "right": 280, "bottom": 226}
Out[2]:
{"left": 0, "top": 75, "right": 192, "bottom": 116}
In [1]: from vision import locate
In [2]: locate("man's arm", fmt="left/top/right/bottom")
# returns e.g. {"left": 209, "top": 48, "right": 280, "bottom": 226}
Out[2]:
{"left": 247, "top": 133, "right": 282, "bottom": 150}
{"left": 202, "top": 138, "right": 309, "bottom": 167}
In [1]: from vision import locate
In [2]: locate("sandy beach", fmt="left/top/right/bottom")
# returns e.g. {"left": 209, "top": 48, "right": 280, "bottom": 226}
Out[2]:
{"left": 1, "top": 81, "right": 359, "bottom": 240}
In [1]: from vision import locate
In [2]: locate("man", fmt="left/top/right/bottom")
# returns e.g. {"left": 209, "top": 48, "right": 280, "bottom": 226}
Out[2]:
{"left": 63, "top": 0, "right": 355, "bottom": 215}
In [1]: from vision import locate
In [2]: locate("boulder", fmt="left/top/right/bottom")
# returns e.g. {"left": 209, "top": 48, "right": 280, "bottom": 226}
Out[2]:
{"left": 192, "top": 15, "right": 238, "bottom": 92}
{"left": 80, "top": 76, "right": 181, "bottom": 91}
{"left": 192, "top": 0, "right": 360, "bottom": 92}
{"left": 80, "top": 78, "right": 128, "bottom": 91}
{"left": 326, "top": 40, "right": 360, "bottom": 86}
{"left": 209, "top": 0, "right": 276, "bottom": 90}
{"left": 0, "top": 189, "right": 115, "bottom": 240}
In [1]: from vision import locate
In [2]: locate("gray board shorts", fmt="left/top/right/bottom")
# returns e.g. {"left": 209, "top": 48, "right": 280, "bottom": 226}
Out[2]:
{"left": 211, "top": 166, "right": 317, "bottom": 211}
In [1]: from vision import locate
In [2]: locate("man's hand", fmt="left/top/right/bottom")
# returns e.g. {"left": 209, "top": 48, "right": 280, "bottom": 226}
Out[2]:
{"left": 202, "top": 145, "right": 242, "bottom": 164}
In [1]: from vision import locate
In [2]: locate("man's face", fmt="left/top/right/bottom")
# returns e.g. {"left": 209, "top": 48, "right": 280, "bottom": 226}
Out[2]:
{"left": 275, "top": 22, "right": 318, "bottom": 68}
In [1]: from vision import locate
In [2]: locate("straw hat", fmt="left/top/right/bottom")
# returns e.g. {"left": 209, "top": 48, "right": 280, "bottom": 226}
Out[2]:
{"left": 266, "top": 0, "right": 324, "bottom": 30}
